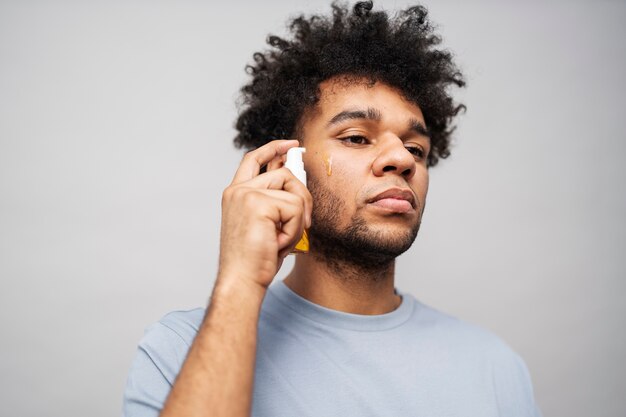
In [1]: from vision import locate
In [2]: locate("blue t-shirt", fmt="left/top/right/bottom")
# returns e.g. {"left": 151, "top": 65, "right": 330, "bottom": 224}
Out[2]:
{"left": 123, "top": 280, "right": 542, "bottom": 416}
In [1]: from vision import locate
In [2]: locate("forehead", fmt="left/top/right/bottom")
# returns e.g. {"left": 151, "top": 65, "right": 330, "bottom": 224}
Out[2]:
{"left": 314, "top": 76, "right": 424, "bottom": 122}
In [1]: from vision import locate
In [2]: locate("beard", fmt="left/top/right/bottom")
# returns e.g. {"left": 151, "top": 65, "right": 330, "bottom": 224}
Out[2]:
{"left": 307, "top": 177, "right": 421, "bottom": 276}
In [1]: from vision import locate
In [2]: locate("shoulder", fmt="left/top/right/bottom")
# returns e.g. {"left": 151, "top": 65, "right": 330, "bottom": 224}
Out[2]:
{"left": 410, "top": 298, "right": 514, "bottom": 351}
{"left": 153, "top": 307, "right": 206, "bottom": 345}
{"left": 123, "top": 308, "right": 206, "bottom": 415}
{"left": 407, "top": 297, "right": 534, "bottom": 376}
{"left": 407, "top": 297, "right": 539, "bottom": 409}
{"left": 137, "top": 308, "right": 205, "bottom": 376}
{"left": 141, "top": 307, "right": 205, "bottom": 348}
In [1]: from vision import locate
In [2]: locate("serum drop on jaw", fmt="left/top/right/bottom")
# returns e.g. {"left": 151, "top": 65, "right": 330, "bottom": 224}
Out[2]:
{"left": 284, "top": 147, "right": 309, "bottom": 254}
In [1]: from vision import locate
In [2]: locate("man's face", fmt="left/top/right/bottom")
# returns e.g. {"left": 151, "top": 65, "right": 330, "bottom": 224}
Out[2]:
{"left": 299, "top": 77, "right": 430, "bottom": 268}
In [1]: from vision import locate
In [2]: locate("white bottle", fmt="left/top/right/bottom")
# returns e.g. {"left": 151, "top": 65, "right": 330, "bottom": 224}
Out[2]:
{"left": 284, "top": 147, "right": 309, "bottom": 253}
{"left": 284, "top": 147, "right": 307, "bottom": 185}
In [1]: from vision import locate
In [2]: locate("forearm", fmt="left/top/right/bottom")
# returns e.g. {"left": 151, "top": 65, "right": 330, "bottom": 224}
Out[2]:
{"left": 159, "top": 278, "right": 266, "bottom": 417}
{"left": 157, "top": 140, "right": 308, "bottom": 417}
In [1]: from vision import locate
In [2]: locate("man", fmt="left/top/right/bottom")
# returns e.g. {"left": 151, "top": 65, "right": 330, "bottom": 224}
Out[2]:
{"left": 123, "top": 2, "right": 541, "bottom": 416}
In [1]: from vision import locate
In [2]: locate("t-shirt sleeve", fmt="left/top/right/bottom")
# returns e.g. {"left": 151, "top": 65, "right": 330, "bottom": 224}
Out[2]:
{"left": 492, "top": 348, "right": 543, "bottom": 417}
{"left": 122, "top": 321, "right": 192, "bottom": 417}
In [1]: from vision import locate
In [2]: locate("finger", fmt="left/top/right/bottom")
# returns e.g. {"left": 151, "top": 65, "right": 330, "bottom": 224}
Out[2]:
{"left": 266, "top": 153, "right": 285, "bottom": 172}
{"left": 275, "top": 204, "right": 305, "bottom": 251}
{"left": 243, "top": 168, "right": 312, "bottom": 227}
{"left": 277, "top": 247, "right": 292, "bottom": 262}
{"left": 231, "top": 139, "right": 299, "bottom": 185}
{"left": 247, "top": 189, "right": 305, "bottom": 250}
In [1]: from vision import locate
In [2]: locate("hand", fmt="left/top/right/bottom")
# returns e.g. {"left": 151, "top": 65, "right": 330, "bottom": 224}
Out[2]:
{"left": 217, "top": 140, "right": 312, "bottom": 292}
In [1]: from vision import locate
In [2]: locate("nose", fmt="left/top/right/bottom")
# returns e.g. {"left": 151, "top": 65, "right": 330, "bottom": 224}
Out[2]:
{"left": 371, "top": 136, "right": 416, "bottom": 180}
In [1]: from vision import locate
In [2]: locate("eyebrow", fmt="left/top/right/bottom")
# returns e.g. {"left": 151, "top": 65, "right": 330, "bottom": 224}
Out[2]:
{"left": 326, "top": 107, "right": 431, "bottom": 140}
{"left": 409, "top": 118, "right": 431, "bottom": 139}
{"left": 326, "top": 108, "right": 382, "bottom": 127}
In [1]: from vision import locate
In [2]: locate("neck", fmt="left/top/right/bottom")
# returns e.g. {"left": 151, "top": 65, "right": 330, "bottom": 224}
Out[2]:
{"left": 283, "top": 253, "right": 400, "bottom": 315}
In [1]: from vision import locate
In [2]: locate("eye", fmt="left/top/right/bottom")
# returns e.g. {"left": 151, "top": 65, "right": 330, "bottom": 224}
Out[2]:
{"left": 340, "top": 135, "right": 369, "bottom": 145}
{"left": 405, "top": 145, "right": 426, "bottom": 160}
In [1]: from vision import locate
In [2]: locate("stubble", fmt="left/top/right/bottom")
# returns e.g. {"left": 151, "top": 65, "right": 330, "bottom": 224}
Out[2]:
{"left": 307, "top": 177, "right": 421, "bottom": 281}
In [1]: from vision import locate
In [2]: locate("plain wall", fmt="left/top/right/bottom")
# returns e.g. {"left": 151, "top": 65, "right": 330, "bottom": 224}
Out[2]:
{"left": 0, "top": 1, "right": 624, "bottom": 416}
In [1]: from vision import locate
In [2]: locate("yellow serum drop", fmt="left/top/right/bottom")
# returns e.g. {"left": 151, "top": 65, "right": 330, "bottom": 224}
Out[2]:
{"left": 284, "top": 147, "right": 309, "bottom": 254}
{"left": 323, "top": 153, "right": 333, "bottom": 176}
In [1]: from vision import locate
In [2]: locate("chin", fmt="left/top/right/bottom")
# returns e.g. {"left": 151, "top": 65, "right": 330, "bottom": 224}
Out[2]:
{"left": 354, "top": 224, "right": 419, "bottom": 256}
{"left": 307, "top": 177, "right": 421, "bottom": 265}
{"left": 309, "top": 213, "right": 420, "bottom": 269}
{"left": 359, "top": 214, "right": 421, "bottom": 245}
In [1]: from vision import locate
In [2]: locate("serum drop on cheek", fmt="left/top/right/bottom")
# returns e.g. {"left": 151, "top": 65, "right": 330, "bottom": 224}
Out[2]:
{"left": 284, "top": 147, "right": 309, "bottom": 254}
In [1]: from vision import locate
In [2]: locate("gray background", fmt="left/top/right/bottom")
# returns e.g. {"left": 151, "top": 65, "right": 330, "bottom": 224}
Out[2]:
{"left": 1, "top": 1, "right": 624, "bottom": 416}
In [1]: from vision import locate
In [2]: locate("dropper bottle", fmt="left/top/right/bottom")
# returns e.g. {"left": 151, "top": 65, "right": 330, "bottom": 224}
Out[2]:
{"left": 284, "top": 147, "right": 309, "bottom": 254}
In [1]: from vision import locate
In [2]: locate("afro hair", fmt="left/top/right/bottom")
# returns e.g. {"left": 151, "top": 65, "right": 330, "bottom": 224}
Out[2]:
{"left": 234, "top": 1, "right": 465, "bottom": 167}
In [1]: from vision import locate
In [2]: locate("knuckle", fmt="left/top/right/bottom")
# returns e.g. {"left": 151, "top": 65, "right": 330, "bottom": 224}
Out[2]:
{"left": 242, "top": 148, "right": 259, "bottom": 162}
{"left": 224, "top": 185, "right": 249, "bottom": 205}
{"left": 222, "top": 186, "right": 234, "bottom": 203}
{"left": 295, "top": 193, "right": 306, "bottom": 208}
{"left": 242, "top": 190, "right": 261, "bottom": 206}
{"left": 284, "top": 198, "right": 299, "bottom": 213}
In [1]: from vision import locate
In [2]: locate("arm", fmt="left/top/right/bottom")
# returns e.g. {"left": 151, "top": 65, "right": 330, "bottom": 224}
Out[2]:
{"left": 158, "top": 140, "right": 312, "bottom": 417}
{"left": 158, "top": 280, "right": 264, "bottom": 417}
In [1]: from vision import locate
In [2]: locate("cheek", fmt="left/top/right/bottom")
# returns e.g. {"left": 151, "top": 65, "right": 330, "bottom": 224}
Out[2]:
{"left": 419, "top": 171, "right": 429, "bottom": 194}
{"left": 307, "top": 150, "right": 354, "bottom": 181}
{"left": 327, "top": 164, "right": 364, "bottom": 211}
{"left": 309, "top": 157, "right": 360, "bottom": 204}
{"left": 413, "top": 170, "right": 429, "bottom": 205}
{"left": 305, "top": 150, "right": 332, "bottom": 179}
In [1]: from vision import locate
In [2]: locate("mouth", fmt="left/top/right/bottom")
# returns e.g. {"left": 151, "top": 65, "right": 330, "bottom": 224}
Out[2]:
{"left": 367, "top": 188, "right": 417, "bottom": 214}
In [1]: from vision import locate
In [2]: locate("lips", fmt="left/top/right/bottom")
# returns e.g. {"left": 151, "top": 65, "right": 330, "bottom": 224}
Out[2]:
{"left": 367, "top": 188, "right": 416, "bottom": 213}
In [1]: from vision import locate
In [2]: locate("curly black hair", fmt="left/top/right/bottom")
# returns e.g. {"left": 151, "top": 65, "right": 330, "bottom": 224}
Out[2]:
{"left": 234, "top": 1, "right": 465, "bottom": 167}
